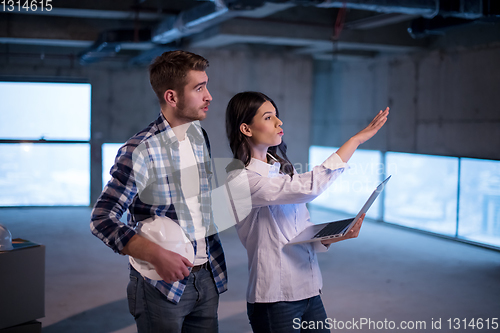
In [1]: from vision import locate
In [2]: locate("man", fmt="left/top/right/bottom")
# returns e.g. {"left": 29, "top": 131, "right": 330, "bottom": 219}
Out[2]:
{"left": 90, "top": 50, "right": 227, "bottom": 333}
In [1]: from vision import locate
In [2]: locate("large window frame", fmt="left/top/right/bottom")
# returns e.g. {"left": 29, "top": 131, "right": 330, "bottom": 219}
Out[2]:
{"left": 0, "top": 77, "right": 91, "bottom": 207}
{"left": 309, "top": 146, "right": 500, "bottom": 251}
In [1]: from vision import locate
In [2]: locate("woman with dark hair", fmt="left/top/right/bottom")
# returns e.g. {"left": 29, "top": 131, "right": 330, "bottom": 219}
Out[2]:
{"left": 225, "top": 91, "right": 389, "bottom": 332}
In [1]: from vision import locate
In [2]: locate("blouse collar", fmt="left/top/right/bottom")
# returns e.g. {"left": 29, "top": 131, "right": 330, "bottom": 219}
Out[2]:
{"left": 246, "top": 153, "right": 281, "bottom": 178}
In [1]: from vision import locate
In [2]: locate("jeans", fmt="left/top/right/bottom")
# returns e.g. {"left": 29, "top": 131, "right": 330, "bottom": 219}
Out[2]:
{"left": 127, "top": 266, "right": 219, "bottom": 333}
{"left": 247, "top": 295, "right": 330, "bottom": 333}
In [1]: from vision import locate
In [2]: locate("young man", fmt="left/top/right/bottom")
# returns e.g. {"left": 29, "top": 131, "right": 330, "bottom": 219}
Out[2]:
{"left": 90, "top": 50, "right": 227, "bottom": 333}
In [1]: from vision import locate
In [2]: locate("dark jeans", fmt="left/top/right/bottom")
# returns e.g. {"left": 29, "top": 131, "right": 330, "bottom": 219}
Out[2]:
{"left": 247, "top": 295, "right": 330, "bottom": 333}
{"left": 127, "top": 266, "right": 219, "bottom": 333}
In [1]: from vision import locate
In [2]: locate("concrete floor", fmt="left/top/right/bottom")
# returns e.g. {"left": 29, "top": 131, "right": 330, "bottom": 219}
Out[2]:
{"left": 2, "top": 206, "right": 500, "bottom": 333}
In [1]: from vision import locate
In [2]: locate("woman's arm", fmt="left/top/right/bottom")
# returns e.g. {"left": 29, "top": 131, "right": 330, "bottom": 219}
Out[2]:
{"left": 245, "top": 164, "right": 345, "bottom": 207}
{"left": 230, "top": 108, "right": 389, "bottom": 208}
{"left": 336, "top": 108, "right": 389, "bottom": 163}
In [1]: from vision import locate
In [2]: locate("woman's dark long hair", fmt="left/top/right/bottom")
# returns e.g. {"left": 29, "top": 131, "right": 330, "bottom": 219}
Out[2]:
{"left": 225, "top": 91, "right": 294, "bottom": 177}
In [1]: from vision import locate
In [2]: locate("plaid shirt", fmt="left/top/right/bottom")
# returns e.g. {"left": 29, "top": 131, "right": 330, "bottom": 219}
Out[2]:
{"left": 90, "top": 113, "right": 227, "bottom": 304}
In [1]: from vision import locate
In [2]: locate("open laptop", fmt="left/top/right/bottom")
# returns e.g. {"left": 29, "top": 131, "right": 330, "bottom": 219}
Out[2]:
{"left": 288, "top": 176, "right": 391, "bottom": 245}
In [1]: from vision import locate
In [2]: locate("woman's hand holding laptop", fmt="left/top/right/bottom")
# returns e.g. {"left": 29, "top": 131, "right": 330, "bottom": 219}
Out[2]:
{"left": 321, "top": 213, "right": 366, "bottom": 245}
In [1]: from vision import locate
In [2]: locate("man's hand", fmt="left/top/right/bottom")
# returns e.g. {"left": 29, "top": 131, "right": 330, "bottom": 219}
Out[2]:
{"left": 122, "top": 234, "right": 193, "bottom": 283}
{"left": 150, "top": 248, "right": 194, "bottom": 283}
{"left": 321, "top": 213, "right": 366, "bottom": 245}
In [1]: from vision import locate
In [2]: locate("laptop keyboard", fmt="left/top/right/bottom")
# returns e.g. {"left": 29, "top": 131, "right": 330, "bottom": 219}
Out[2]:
{"left": 313, "top": 218, "right": 354, "bottom": 239}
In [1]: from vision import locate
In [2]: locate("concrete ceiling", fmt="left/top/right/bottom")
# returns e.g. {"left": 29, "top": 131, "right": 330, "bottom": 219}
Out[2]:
{"left": 1, "top": 0, "right": 499, "bottom": 65}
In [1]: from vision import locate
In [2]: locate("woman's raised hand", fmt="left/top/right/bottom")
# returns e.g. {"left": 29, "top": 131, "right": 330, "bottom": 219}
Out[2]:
{"left": 335, "top": 107, "right": 389, "bottom": 163}
{"left": 353, "top": 107, "right": 389, "bottom": 145}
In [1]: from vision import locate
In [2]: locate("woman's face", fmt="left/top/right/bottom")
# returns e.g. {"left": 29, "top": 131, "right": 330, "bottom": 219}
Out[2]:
{"left": 242, "top": 101, "right": 284, "bottom": 148}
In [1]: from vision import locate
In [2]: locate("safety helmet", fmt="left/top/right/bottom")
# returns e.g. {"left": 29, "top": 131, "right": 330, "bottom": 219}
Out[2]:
{"left": 129, "top": 215, "right": 194, "bottom": 281}
{"left": 0, "top": 224, "right": 14, "bottom": 251}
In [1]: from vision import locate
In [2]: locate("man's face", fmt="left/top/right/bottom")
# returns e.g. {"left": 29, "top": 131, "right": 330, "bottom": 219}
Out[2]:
{"left": 175, "top": 70, "right": 212, "bottom": 122}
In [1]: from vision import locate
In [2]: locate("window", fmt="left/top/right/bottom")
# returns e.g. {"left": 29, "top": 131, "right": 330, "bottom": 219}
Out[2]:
{"left": 0, "top": 82, "right": 90, "bottom": 140}
{"left": 102, "top": 143, "right": 124, "bottom": 188}
{"left": 309, "top": 146, "right": 383, "bottom": 219}
{"left": 0, "top": 80, "right": 91, "bottom": 206}
{"left": 0, "top": 143, "right": 90, "bottom": 206}
{"left": 385, "top": 152, "right": 458, "bottom": 236}
{"left": 458, "top": 158, "right": 500, "bottom": 247}
{"left": 308, "top": 146, "right": 500, "bottom": 250}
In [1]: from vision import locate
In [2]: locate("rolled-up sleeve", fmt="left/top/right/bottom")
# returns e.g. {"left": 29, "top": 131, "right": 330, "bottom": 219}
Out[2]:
{"left": 321, "top": 152, "right": 347, "bottom": 171}
{"left": 90, "top": 146, "right": 139, "bottom": 254}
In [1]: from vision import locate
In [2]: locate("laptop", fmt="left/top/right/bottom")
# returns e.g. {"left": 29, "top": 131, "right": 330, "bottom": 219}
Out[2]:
{"left": 287, "top": 175, "right": 391, "bottom": 245}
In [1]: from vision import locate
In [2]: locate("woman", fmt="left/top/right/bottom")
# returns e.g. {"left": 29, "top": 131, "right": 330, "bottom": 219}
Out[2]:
{"left": 225, "top": 91, "right": 389, "bottom": 332}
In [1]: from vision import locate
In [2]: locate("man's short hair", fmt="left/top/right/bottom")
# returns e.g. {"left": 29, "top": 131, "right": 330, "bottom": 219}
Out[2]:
{"left": 149, "top": 50, "right": 209, "bottom": 106}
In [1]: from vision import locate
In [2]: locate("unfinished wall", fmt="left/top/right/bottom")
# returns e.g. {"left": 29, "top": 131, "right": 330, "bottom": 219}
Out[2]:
{"left": 0, "top": 50, "right": 313, "bottom": 204}
{"left": 199, "top": 49, "right": 312, "bottom": 164}
{"left": 312, "top": 45, "right": 500, "bottom": 160}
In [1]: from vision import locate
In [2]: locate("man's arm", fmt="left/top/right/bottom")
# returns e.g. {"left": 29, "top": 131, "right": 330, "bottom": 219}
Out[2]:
{"left": 91, "top": 141, "right": 192, "bottom": 283}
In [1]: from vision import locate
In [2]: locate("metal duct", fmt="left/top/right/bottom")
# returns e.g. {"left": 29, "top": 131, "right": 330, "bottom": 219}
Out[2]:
{"left": 152, "top": 0, "right": 488, "bottom": 46}
{"left": 152, "top": 0, "right": 230, "bottom": 44}
{"left": 152, "top": 0, "right": 295, "bottom": 44}
{"left": 79, "top": 29, "right": 152, "bottom": 64}
{"left": 408, "top": 16, "right": 477, "bottom": 38}
{"left": 313, "top": 0, "right": 485, "bottom": 19}
{"left": 81, "top": 0, "right": 497, "bottom": 64}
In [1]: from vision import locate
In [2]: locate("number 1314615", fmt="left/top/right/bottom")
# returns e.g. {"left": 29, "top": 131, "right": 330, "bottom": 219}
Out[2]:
{"left": 1, "top": 0, "right": 52, "bottom": 12}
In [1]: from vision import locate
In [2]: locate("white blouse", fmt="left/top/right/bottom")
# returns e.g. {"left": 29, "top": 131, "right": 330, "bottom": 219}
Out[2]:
{"left": 229, "top": 153, "right": 347, "bottom": 303}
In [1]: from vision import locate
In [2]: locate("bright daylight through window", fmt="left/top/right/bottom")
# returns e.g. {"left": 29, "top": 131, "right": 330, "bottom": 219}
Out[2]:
{"left": 0, "top": 81, "right": 91, "bottom": 206}
{"left": 309, "top": 146, "right": 500, "bottom": 249}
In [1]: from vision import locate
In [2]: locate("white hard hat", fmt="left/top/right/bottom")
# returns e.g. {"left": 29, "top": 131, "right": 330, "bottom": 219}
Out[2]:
{"left": 129, "top": 216, "right": 194, "bottom": 281}
{"left": 0, "top": 224, "right": 14, "bottom": 251}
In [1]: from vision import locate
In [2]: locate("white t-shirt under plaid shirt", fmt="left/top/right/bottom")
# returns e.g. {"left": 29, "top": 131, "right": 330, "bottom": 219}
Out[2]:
{"left": 178, "top": 135, "right": 208, "bottom": 265}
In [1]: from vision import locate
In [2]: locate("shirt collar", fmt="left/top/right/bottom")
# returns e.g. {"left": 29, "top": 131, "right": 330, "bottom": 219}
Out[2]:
{"left": 157, "top": 112, "right": 203, "bottom": 146}
{"left": 246, "top": 157, "right": 281, "bottom": 178}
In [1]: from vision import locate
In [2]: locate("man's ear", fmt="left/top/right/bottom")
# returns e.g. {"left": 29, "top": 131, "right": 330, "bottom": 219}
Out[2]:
{"left": 240, "top": 123, "right": 252, "bottom": 137}
{"left": 164, "top": 89, "right": 177, "bottom": 107}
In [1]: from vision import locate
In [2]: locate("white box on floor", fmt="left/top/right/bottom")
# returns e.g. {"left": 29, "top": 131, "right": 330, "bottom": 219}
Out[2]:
{"left": 0, "top": 243, "right": 45, "bottom": 330}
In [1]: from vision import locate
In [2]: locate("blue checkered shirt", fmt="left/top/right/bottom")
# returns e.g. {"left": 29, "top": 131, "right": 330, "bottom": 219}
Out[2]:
{"left": 90, "top": 113, "right": 227, "bottom": 304}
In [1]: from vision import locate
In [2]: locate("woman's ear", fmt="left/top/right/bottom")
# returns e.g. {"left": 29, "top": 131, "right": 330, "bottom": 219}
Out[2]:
{"left": 240, "top": 123, "right": 252, "bottom": 137}
{"left": 164, "top": 89, "right": 177, "bottom": 107}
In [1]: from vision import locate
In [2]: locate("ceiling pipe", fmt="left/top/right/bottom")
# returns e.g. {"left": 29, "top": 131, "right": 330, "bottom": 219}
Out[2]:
{"left": 316, "top": 0, "right": 483, "bottom": 19}
{"left": 152, "top": 0, "right": 230, "bottom": 44}
{"left": 344, "top": 13, "right": 421, "bottom": 30}
{"left": 152, "top": 0, "right": 485, "bottom": 46}
{"left": 316, "top": 0, "right": 441, "bottom": 16}
{"left": 81, "top": 0, "right": 493, "bottom": 64}
{"left": 79, "top": 29, "right": 151, "bottom": 64}
{"left": 152, "top": 0, "right": 296, "bottom": 44}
